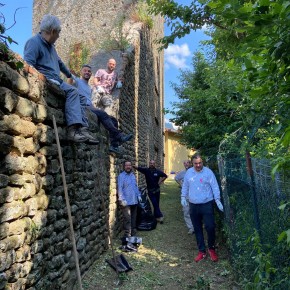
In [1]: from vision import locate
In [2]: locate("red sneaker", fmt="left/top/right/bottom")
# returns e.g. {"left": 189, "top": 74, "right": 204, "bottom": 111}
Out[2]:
{"left": 194, "top": 251, "right": 206, "bottom": 262}
{"left": 208, "top": 249, "right": 218, "bottom": 262}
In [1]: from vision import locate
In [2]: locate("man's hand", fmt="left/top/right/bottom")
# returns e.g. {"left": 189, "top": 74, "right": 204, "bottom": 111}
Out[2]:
{"left": 181, "top": 197, "right": 188, "bottom": 207}
{"left": 119, "top": 200, "right": 127, "bottom": 207}
{"left": 116, "top": 80, "right": 122, "bottom": 89}
{"left": 215, "top": 199, "right": 224, "bottom": 212}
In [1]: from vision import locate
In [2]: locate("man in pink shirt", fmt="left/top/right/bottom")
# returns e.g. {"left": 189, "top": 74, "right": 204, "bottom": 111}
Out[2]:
{"left": 92, "top": 58, "right": 122, "bottom": 115}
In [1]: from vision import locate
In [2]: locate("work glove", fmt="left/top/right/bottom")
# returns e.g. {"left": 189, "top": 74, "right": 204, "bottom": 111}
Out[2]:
{"left": 181, "top": 197, "right": 188, "bottom": 207}
{"left": 116, "top": 80, "right": 122, "bottom": 89}
{"left": 215, "top": 199, "right": 224, "bottom": 212}
{"left": 96, "top": 86, "right": 105, "bottom": 94}
{"left": 119, "top": 200, "right": 127, "bottom": 207}
{"left": 138, "top": 196, "right": 142, "bottom": 203}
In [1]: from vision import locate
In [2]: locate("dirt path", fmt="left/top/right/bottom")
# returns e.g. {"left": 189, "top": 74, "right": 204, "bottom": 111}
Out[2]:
{"left": 83, "top": 179, "right": 237, "bottom": 290}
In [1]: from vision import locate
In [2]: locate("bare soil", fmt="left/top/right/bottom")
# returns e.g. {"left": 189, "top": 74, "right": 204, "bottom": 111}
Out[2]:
{"left": 82, "top": 179, "right": 238, "bottom": 290}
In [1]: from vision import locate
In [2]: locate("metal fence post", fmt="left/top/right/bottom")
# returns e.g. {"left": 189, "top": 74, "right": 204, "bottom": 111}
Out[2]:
{"left": 246, "top": 151, "right": 261, "bottom": 238}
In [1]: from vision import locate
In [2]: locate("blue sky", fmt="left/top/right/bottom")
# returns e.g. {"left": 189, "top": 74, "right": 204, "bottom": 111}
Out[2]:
{"left": 1, "top": 0, "right": 209, "bottom": 126}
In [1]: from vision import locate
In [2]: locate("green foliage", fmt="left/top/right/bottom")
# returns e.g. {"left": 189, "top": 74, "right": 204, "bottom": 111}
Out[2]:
{"left": 149, "top": 0, "right": 290, "bottom": 168}
{"left": 130, "top": 0, "right": 154, "bottom": 29}
{"left": 68, "top": 43, "right": 89, "bottom": 76}
{"left": 169, "top": 52, "right": 245, "bottom": 156}
{"left": 99, "top": 16, "right": 131, "bottom": 52}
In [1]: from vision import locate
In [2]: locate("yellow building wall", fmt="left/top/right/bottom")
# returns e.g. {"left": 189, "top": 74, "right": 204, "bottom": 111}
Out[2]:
{"left": 164, "top": 130, "right": 193, "bottom": 174}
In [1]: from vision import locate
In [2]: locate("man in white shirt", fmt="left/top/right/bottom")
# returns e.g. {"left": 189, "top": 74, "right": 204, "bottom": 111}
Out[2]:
{"left": 181, "top": 153, "right": 224, "bottom": 263}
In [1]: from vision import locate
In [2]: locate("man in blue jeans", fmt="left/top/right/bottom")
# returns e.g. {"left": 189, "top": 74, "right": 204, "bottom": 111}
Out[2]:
{"left": 68, "top": 64, "right": 133, "bottom": 154}
{"left": 181, "top": 153, "right": 224, "bottom": 262}
{"left": 133, "top": 160, "right": 167, "bottom": 223}
{"left": 24, "top": 14, "right": 98, "bottom": 145}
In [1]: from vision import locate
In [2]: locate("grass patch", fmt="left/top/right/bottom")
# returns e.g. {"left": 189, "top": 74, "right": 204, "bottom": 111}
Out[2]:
{"left": 82, "top": 179, "right": 238, "bottom": 289}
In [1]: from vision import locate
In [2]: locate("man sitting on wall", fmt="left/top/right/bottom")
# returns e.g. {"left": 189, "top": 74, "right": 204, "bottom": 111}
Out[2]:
{"left": 92, "top": 58, "right": 122, "bottom": 117}
{"left": 23, "top": 14, "right": 98, "bottom": 145}
{"left": 68, "top": 64, "right": 133, "bottom": 155}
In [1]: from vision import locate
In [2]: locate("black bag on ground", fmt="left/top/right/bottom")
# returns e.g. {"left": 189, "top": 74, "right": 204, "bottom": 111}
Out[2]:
{"left": 106, "top": 254, "right": 133, "bottom": 272}
{"left": 137, "top": 187, "right": 157, "bottom": 231}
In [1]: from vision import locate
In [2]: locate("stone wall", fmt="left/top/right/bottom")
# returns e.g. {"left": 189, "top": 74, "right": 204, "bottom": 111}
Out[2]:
{"left": 0, "top": 1, "right": 164, "bottom": 289}
{"left": 0, "top": 61, "right": 110, "bottom": 289}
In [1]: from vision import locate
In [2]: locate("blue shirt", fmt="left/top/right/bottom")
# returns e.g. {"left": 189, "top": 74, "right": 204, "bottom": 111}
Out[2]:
{"left": 73, "top": 77, "right": 93, "bottom": 106}
{"left": 24, "top": 33, "right": 71, "bottom": 83}
{"left": 181, "top": 166, "right": 220, "bottom": 204}
{"left": 118, "top": 171, "right": 141, "bottom": 205}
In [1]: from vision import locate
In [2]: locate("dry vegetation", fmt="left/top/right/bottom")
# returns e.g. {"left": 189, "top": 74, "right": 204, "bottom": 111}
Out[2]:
{"left": 82, "top": 179, "right": 238, "bottom": 290}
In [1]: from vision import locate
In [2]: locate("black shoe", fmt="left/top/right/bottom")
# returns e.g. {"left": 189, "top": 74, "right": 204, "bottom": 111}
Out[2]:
{"left": 79, "top": 127, "right": 99, "bottom": 145}
{"left": 67, "top": 126, "right": 88, "bottom": 143}
{"left": 109, "top": 146, "right": 121, "bottom": 155}
{"left": 119, "top": 133, "right": 133, "bottom": 144}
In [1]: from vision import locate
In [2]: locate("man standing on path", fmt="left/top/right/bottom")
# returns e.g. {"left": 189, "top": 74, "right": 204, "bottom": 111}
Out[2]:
{"left": 175, "top": 160, "right": 195, "bottom": 234}
{"left": 181, "top": 153, "right": 224, "bottom": 262}
{"left": 118, "top": 161, "right": 142, "bottom": 238}
{"left": 133, "top": 160, "right": 167, "bottom": 224}
{"left": 68, "top": 64, "right": 133, "bottom": 154}
{"left": 23, "top": 14, "right": 98, "bottom": 145}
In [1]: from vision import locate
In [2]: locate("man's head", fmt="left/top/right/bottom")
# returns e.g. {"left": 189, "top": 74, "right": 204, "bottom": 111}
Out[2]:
{"left": 124, "top": 161, "right": 132, "bottom": 173}
{"left": 80, "top": 64, "right": 92, "bottom": 81}
{"left": 183, "top": 160, "right": 191, "bottom": 170}
{"left": 40, "top": 15, "right": 61, "bottom": 44}
{"left": 149, "top": 160, "right": 156, "bottom": 169}
{"left": 107, "top": 59, "right": 116, "bottom": 72}
{"left": 191, "top": 153, "right": 203, "bottom": 172}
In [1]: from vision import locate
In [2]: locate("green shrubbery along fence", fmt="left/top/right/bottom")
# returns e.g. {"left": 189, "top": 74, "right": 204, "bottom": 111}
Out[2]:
{"left": 218, "top": 155, "right": 290, "bottom": 289}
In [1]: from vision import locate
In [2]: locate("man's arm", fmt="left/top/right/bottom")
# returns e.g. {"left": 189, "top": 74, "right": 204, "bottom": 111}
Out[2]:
{"left": 23, "top": 38, "right": 38, "bottom": 67}
{"left": 93, "top": 76, "right": 101, "bottom": 87}
{"left": 209, "top": 170, "right": 221, "bottom": 201}
{"left": 58, "top": 57, "right": 72, "bottom": 79}
{"left": 117, "top": 173, "right": 125, "bottom": 201}
{"left": 181, "top": 172, "right": 189, "bottom": 199}
{"left": 158, "top": 176, "right": 167, "bottom": 186}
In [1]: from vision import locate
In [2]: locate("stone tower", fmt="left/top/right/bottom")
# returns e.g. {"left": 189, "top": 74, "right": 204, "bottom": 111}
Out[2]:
{"left": 32, "top": 0, "right": 165, "bottom": 169}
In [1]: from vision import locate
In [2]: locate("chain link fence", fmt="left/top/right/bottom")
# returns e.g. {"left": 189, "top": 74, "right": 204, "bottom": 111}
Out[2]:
{"left": 217, "top": 154, "right": 290, "bottom": 289}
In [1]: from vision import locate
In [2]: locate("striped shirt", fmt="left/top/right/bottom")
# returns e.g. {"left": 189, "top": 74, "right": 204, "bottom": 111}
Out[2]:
{"left": 118, "top": 171, "right": 141, "bottom": 205}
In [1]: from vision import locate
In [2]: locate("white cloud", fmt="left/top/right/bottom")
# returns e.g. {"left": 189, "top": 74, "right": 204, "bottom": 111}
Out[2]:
{"left": 164, "top": 43, "right": 191, "bottom": 69}
{"left": 164, "top": 118, "right": 180, "bottom": 130}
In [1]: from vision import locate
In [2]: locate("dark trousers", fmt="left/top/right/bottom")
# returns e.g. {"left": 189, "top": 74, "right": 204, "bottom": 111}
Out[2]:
{"left": 122, "top": 204, "right": 137, "bottom": 237}
{"left": 148, "top": 188, "right": 163, "bottom": 218}
{"left": 189, "top": 200, "right": 216, "bottom": 252}
{"left": 87, "top": 104, "right": 122, "bottom": 146}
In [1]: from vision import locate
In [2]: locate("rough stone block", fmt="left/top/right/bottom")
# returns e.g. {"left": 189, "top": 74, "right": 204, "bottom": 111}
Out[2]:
{"left": 0, "top": 222, "right": 9, "bottom": 240}
{"left": 0, "top": 87, "right": 18, "bottom": 113}
{"left": 39, "top": 145, "right": 58, "bottom": 157}
{"left": 32, "top": 210, "right": 47, "bottom": 229}
{"left": 8, "top": 218, "right": 32, "bottom": 236}
{"left": 0, "top": 61, "right": 29, "bottom": 94}
{"left": 0, "top": 233, "right": 26, "bottom": 252}
{"left": 33, "top": 123, "right": 54, "bottom": 145}
{"left": 0, "top": 201, "right": 28, "bottom": 222}
{"left": 4, "top": 154, "right": 38, "bottom": 175}
{"left": 25, "top": 194, "right": 49, "bottom": 216}
{"left": 0, "top": 250, "right": 16, "bottom": 271}
{"left": 15, "top": 245, "right": 31, "bottom": 262}
{"left": 41, "top": 174, "right": 55, "bottom": 190}
{"left": 1, "top": 115, "right": 36, "bottom": 137}
{"left": 30, "top": 240, "right": 43, "bottom": 255}
{"left": 0, "top": 174, "right": 9, "bottom": 188}
{"left": 0, "top": 132, "right": 14, "bottom": 154}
